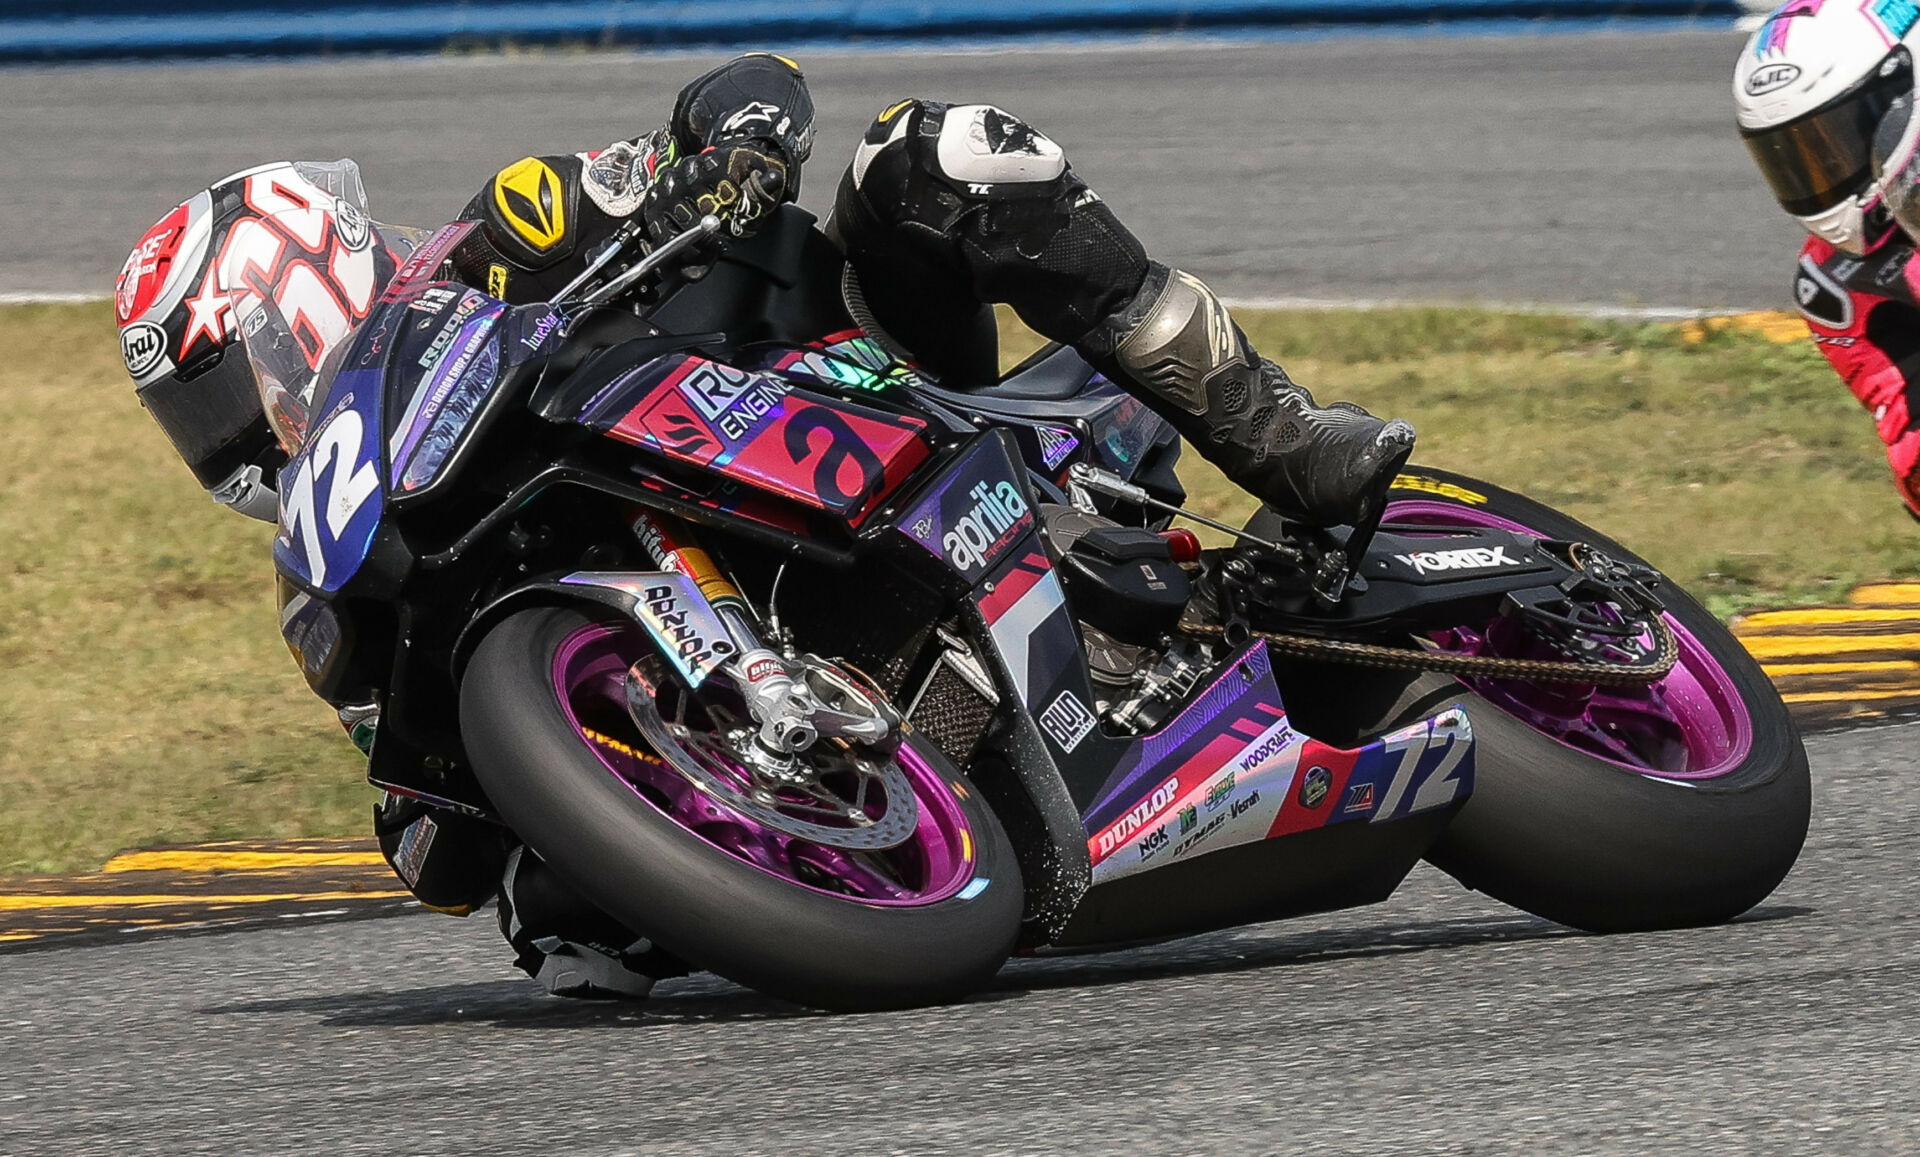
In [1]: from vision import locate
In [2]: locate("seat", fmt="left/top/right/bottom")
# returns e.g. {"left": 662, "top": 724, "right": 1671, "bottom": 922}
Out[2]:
{"left": 972, "top": 342, "right": 1098, "bottom": 402}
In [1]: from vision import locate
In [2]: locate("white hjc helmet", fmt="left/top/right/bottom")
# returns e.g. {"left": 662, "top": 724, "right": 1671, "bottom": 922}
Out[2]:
{"left": 1736, "top": 0, "right": 1920, "bottom": 255}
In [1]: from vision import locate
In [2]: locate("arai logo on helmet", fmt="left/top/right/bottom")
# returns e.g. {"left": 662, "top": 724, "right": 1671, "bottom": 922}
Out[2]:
{"left": 1394, "top": 545, "right": 1518, "bottom": 576}
{"left": 119, "top": 320, "right": 168, "bottom": 379}
{"left": 1747, "top": 62, "right": 1803, "bottom": 96}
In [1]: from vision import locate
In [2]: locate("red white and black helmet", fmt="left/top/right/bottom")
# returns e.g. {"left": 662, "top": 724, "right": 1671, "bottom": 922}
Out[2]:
{"left": 1735, "top": 0, "right": 1920, "bottom": 255}
{"left": 114, "top": 160, "right": 386, "bottom": 518}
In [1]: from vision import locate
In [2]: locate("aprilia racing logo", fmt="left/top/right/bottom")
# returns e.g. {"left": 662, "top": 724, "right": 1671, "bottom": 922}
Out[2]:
{"left": 1394, "top": 545, "right": 1518, "bottom": 576}
{"left": 944, "top": 480, "right": 1029, "bottom": 573}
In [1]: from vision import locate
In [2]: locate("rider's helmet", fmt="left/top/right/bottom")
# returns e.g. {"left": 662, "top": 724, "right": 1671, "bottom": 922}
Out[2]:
{"left": 115, "top": 160, "right": 389, "bottom": 520}
{"left": 116, "top": 164, "right": 287, "bottom": 519}
{"left": 1735, "top": 0, "right": 1920, "bottom": 256}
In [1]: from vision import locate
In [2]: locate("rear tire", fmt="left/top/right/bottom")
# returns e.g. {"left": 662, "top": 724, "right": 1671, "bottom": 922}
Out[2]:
{"left": 461, "top": 606, "right": 1023, "bottom": 1011}
{"left": 1248, "top": 468, "right": 1811, "bottom": 932}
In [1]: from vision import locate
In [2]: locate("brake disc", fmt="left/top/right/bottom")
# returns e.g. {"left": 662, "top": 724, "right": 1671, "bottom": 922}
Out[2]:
{"left": 624, "top": 661, "right": 920, "bottom": 851}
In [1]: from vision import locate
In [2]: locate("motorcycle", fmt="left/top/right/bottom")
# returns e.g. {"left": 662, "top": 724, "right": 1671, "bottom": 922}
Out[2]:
{"left": 154, "top": 160, "right": 1809, "bottom": 1010}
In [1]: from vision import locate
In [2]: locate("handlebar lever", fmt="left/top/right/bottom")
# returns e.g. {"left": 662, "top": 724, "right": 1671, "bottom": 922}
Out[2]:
{"left": 546, "top": 218, "right": 645, "bottom": 306}
{"left": 568, "top": 215, "right": 722, "bottom": 315}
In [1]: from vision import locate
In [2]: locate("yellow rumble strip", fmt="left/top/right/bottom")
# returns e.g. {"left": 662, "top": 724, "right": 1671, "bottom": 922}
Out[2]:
{"left": 0, "top": 838, "right": 407, "bottom": 950}
{"left": 1734, "top": 587, "right": 1920, "bottom": 727}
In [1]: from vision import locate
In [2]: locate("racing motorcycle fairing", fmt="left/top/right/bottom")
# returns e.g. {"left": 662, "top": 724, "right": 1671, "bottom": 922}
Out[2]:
{"left": 250, "top": 280, "right": 555, "bottom": 592}
{"left": 892, "top": 435, "right": 1037, "bottom": 584}
{"left": 1080, "top": 642, "right": 1473, "bottom": 886}
{"left": 569, "top": 350, "right": 933, "bottom": 525}
{"left": 1056, "top": 642, "right": 1474, "bottom": 945}
{"left": 268, "top": 370, "right": 386, "bottom": 593}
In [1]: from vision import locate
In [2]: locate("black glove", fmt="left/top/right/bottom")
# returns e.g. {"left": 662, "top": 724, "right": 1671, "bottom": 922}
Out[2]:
{"left": 639, "top": 142, "right": 787, "bottom": 246}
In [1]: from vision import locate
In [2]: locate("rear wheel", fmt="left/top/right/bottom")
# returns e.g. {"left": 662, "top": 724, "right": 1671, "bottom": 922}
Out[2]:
{"left": 1248, "top": 467, "right": 1810, "bottom": 931}
{"left": 461, "top": 606, "right": 1023, "bottom": 1010}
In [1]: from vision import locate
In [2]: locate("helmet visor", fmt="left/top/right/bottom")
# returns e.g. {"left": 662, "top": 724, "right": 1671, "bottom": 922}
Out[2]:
{"left": 1879, "top": 92, "right": 1920, "bottom": 239}
{"left": 1743, "top": 51, "right": 1913, "bottom": 218}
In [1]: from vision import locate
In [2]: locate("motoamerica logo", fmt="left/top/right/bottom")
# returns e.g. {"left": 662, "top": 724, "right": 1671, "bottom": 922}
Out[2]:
{"left": 944, "top": 480, "right": 1029, "bottom": 573}
{"left": 1394, "top": 545, "right": 1518, "bottom": 576}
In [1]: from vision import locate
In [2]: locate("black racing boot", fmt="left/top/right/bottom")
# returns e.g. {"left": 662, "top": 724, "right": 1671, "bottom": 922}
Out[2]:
{"left": 497, "top": 847, "right": 688, "bottom": 1000}
{"left": 1080, "top": 263, "right": 1416, "bottom": 529}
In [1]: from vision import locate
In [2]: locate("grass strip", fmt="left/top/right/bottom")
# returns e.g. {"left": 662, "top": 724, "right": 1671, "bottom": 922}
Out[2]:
{"left": 2, "top": 300, "right": 1913, "bottom": 874}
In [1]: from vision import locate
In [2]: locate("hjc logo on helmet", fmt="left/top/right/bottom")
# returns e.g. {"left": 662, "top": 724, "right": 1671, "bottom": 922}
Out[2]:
{"left": 1747, "top": 63, "right": 1803, "bottom": 95}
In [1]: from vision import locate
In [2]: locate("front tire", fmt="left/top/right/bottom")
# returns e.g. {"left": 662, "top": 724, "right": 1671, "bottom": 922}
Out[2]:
{"left": 1249, "top": 467, "right": 1811, "bottom": 932}
{"left": 461, "top": 606, "right": 1023, "bottom": 1011}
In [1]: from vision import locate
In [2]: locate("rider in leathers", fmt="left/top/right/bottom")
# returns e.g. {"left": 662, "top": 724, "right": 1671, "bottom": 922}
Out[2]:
{"left": 1737, "top": 3, "right": 1920, "bottom": 519}
{"left": 408, "top": 52, "right": 1416, "bottom": 997}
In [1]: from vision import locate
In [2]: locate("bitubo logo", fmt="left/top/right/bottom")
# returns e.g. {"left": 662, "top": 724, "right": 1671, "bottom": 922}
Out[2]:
{"left": 1092, "top": 775, "right": 1180, "bottom": 858}
{"left": 1394, "top": 545, "right": 1517, "bottom": 576}
{"left": 944, "top": 480, "right": 1029, "bottom": 572}
{"left": 119, "top": 321, "right": 167, "bottom": 379}
{"left": 1747, "top": 63, "right": 1801, "bottom": 96}
{"left": 641, "top": 584, "right": 733, "bottom": 672}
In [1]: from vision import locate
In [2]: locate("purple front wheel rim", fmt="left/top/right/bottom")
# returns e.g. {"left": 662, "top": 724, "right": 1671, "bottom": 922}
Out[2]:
{"left": 551, "top": 622, "right": 979, "bottom": 906}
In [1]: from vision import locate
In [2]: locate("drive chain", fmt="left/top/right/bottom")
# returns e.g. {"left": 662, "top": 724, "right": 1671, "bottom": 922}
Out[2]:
{"left": 1176, "top": 615, "right": 1680, "bottom": 686}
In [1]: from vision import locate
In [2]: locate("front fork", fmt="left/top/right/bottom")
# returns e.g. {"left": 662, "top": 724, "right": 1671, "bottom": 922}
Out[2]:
{"left": 625, "top": 510, "right": 898, "bottom": 758}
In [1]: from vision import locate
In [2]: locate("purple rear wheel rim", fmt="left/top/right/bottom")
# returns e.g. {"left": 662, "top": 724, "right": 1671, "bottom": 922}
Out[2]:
{"left": 551, "top": 622, "right": 977, "bottom": 906}
{"left": 1383, "top": 498, "right": 1754, "bottom": 780}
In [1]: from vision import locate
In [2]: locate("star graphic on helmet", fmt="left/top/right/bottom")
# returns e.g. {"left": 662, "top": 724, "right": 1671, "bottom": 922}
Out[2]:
{"left": 182, "top": 265, "right": 231, "bottom": 357}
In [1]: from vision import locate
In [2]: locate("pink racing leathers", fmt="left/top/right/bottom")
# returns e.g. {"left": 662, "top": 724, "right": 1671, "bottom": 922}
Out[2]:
{"left": 1795, "top": 233, "right": 1920, "bottom": 519}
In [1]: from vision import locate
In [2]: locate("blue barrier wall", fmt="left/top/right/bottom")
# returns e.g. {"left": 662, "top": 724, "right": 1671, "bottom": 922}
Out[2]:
{"left": 0, "top": 1, "right": 1748, "bottom": 62}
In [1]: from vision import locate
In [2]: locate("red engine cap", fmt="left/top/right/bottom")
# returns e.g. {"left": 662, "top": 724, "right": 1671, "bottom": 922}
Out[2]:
{"left": 1158, "top": 527, "right": 1202, "bottom": 563}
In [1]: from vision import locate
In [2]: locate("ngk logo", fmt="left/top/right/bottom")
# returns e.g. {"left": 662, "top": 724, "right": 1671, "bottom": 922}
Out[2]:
{"left": 1394, "top": 545, "right": 1518, "bottom": 576}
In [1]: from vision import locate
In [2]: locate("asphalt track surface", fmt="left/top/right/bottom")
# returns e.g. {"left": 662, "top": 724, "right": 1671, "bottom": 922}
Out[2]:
{"left": 0, "top": 719, "right": 1907, "bottom": 1154}
{"left": 3, "top": 27, "right": 1800, "bottom": 308}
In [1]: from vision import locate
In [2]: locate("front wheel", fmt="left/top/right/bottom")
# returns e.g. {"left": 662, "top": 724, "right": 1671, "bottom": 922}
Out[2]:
{"left": 1248, "top": 467, "right": 1811, "bottom": 932}
{"left": 460, "top": 606, "right": 1023, "bottom": 1011}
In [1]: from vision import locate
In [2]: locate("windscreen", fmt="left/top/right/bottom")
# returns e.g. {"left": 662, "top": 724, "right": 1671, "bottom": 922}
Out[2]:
{"left": 223, "top": 160, "right": 428, "bottom": 450}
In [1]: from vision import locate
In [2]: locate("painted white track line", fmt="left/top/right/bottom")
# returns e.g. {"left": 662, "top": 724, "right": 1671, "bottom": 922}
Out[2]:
{"left": 0, "top": 292, "right": 109, "bottom": 304}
